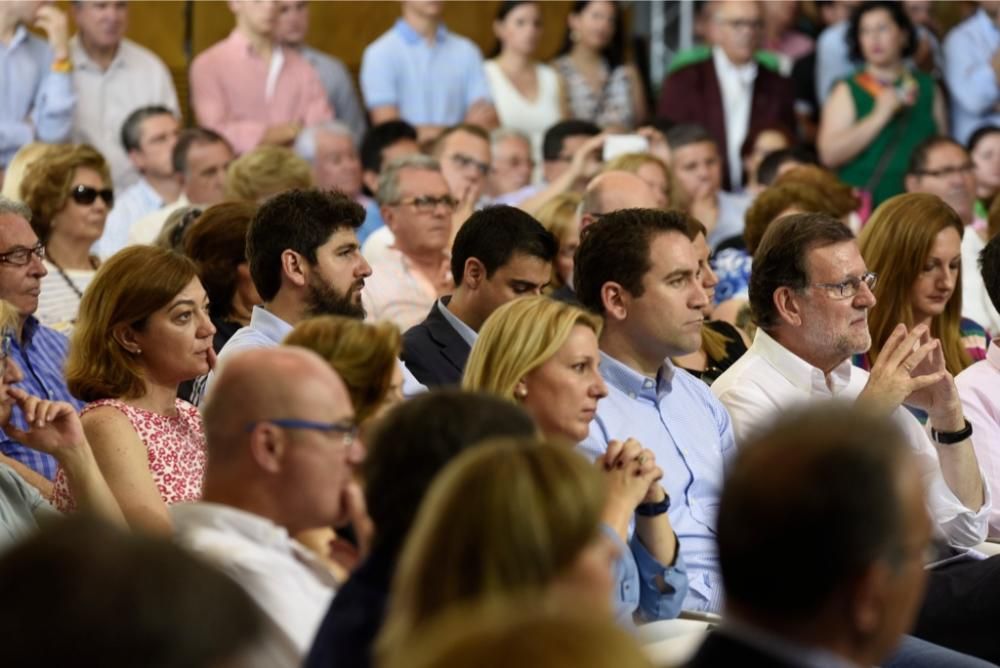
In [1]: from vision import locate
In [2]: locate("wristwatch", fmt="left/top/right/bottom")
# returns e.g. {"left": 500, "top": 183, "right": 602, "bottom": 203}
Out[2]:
{"left": 636, "top": 492, "right": 671, "bottom": 517}
{"left": 931, "top": 419, "right": 973, "bottom": 445}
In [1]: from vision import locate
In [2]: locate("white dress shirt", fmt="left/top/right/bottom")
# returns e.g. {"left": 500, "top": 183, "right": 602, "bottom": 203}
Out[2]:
{"left": 128, "top": 194, "right": 191, "bottom": 246}
{"left": 712, "top": 46, "right": 757, "bottom": 190}
{"left": 712, "top": 329, "right": 990, "bottom": 549}
{"left": 957, "top": 339, "right": 1000, "bottom": 537}
{"left": 171, "top": 502, "right": 338, "bottom": 668}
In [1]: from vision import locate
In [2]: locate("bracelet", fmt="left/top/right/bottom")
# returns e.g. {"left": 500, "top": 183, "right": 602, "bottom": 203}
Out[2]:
{"left": 51, "top": 58, "right": 73, "bottom": 74}
{"left": 930, "top": 419, "right": 973, "bottom": 446}
{"left": 636, "top": 493, "right": 671, "bottom": 517}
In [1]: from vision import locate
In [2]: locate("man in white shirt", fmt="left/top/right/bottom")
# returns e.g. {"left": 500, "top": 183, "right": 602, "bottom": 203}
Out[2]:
{"left": 69, "top": 0, "right": 179, "bottom": 190}
{"left": 712, "top": 212, "right": 1000, "bottom": 662}
{"left": 943, "top": 2, "right": 1000, "bottom": 144}
{"left": 95, "top": 105, "right": 180, "bottom": 258}
{"left": 173, "top": 346, "right": 363, "bottom": 668}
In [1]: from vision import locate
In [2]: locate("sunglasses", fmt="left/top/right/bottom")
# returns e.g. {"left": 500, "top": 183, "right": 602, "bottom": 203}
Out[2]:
{"left": 70, "top": 184, "right": 114, "bottom": 208}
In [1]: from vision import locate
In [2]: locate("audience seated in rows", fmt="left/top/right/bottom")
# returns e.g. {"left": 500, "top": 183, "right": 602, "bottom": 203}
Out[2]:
{"left": 357, "top": 119, "right": 421, "bottom": 244}
{"left": 533, "top": 191, "right": 581, "bottom": 294}
{"left": 402, "top": 205, "right": 555, "bottom": 387}
{"left": 224, "top": 144, "right": 313, "bottom": 203}
{"left": 486, "top": 128, "right": 534, "bottom": 200}
{"left": 295, "top": 121, "right": 372, "bottom": 213}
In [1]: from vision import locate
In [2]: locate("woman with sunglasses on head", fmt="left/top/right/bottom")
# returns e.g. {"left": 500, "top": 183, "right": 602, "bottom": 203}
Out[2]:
{"left": 856, "top": 193, "right": 987, "bottom": 423}
{"left": 49, "top": 246, "right": 216, "bottom": 534}
{"left": 19, "top": 144, "right": 113, "bottom": 332}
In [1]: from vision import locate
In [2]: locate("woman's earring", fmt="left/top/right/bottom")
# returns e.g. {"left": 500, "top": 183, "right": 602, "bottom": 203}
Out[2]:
{"left": 515, "top": 387, "right": 528, "bottom": 400}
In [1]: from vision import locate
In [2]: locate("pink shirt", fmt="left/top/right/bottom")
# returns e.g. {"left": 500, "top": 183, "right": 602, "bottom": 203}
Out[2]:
{"left": 362, "top": 247, "right": 453, "bottom": 333}
{"left": 189, "top": 29, "right": 332, "bottom": 154}
{"left": 957, "top": 339, "right": 1000, "bottom": 537}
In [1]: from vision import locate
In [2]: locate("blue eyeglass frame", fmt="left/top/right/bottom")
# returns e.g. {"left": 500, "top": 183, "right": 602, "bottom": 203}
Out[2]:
{"left": 244, "top": 418, "right": 358, "bottom": 443}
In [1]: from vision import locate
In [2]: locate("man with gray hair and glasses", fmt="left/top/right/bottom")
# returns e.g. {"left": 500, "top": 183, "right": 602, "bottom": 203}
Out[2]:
{"left": 0, "top": 198, "right": 83, "bottom": 486}
{"left": 361, "top": 155, "right": 456, "bottom": 332}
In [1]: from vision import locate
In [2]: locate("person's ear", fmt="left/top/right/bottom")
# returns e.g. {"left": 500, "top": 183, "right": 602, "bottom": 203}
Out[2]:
{"left": 601, "top": 281, "right": 629, "bottom": 322}
{"left": 850, "top": 561, "right": 893, "bottom": 639}
{"left": 248, "top": 422, "right": 286, "bottom": 474}
{"left": 281, "top": 249, "right": 308, "bottom": 289}
{"left": 111, "top": 323, "right": 142, "bottom": 356}
{"left": 773, "top": 286, "right": 805, "bottom": 328}
{"left": 464, "top": 257, "right": 486, "bottom": 290}
{"left": 363, "top": 170, "right": 379, "bottom": 195}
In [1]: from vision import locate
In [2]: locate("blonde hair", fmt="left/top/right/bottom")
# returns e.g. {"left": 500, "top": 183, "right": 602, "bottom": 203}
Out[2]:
{"left": 20, "top": 144, "right": 112, "bottom": 243}
{"left": 1, "top": 143, "right": 58, "bottom": 202}
{"left": 533, "top": 192, "right": 581, "bottom": 292}
{"left": 462, "top": 296, "right": 602, "bottom": 399}
{"left": 603, "top": 152, "right": 672, "bottom": 201}
{"left": 0, "top": 300, "right": 19, "bottom": 334}
{"left": 223, "top": 146, "right": 313, "bottom": 201}
{"left": 381, "top": 598, "right": 652, "bottom": 668}
{"left": 284, "top": 316, "right": 401, "bottom": 424}
{"left": 378, "top": 438, "right": 607, "bottom": 658}
{"left": 859, "top": 193, "right": 970, "bottom": 375}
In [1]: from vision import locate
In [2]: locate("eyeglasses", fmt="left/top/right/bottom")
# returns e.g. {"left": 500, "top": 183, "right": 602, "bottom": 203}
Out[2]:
{"left": 810, "top": 272, "right": 878, "bottom": 299}
{"left": 244, "top": 418, "right": 358, "bottom": 447}
{"left": 0, "top": 242, "right": 45, "bottom": 266}
{"left": 393, "top": 195, "right": 458, "bottom": 213}
{"left": 448, "top": 153, "right": 490, "bottom": 177}
{"left": 913, "top": 163, "right": 975, "bottom": 179}
{"left": 70, "top": 184, "right": 114, "bottom": 208}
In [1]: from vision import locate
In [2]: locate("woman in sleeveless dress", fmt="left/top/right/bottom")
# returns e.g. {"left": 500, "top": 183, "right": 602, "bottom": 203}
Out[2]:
{"left": 50, "top": 246, "right": 216, "bottom": 533}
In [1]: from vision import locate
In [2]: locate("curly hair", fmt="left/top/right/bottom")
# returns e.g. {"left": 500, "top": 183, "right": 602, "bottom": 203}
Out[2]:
{"left": 19, "top": 144, "right": 111, "bottom": 243}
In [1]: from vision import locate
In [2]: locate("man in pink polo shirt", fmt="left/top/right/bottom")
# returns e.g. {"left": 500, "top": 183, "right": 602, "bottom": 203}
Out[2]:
{"left": 189, "top": 0, "right": 331, "bottom": 155}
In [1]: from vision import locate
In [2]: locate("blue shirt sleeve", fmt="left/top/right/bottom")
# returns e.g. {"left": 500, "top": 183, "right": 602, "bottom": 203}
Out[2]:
{"left": 360, "top": 40, "right": 398, "bottom": 110}
{"left": 630, "top": 532, "right": 689, "bottom": 622}
{"left": 603, "top": 523, "right": 640, "bottom": 626}
{"left": 944, "top": 27, "right": 1000, "bottom": 116}
{"left": 462, "top": 42, "right": 492, "bottom": 107}
{"left": 31, "top": 69, "right": 75, "bottom": 144}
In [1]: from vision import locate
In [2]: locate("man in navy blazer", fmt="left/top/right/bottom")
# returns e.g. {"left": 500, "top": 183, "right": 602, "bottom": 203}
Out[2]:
{"left": 657, "top": 0, "right": 795, "bottom": 192}
{"left": 401, "top": 205, "right": 556, "bottom": 387}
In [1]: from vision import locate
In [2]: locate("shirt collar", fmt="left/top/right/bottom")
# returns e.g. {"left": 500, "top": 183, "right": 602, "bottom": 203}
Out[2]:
{"left": 436, "top": 297, "right": 477, "bottom": 347}
{"left": 226, "top": 28, "right": 282, "bottom": 60}
{"left": 249, "top": 305, "right": 293, "bottom": 345}
{"left": 5, "top": 25, "right": 28, "bottom": 49}
{"left": 752, "top": 329, "right": 853, "bottom": 396}
{"left": 70, "top": 34, "right": 125, "bottom": 71}
{"left": 394, "top": 18, "right": 447, "bottom": 45}
{"left": 712, "top": 45, "right": 757, "bottom": 85}
{"left": 599, "top": 351, "right": 675, "bottom": 401}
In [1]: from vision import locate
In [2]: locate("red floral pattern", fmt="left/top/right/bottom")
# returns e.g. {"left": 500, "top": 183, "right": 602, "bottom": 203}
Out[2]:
{"left": 50, "top": 399, "right": 206, "bottom": 512}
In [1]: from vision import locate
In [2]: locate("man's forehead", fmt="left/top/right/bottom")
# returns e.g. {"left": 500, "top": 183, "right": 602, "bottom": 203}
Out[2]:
{"left": 924, "top": 143, "right": 968, "bottom": 167}
{"left": 648, "top": 230, "right": 697, "bottom": 271}
{"left": 0, "top": 214, "right": 36, "bottom": 246}
{"left": 804, "top": 240, "right": 864, "bottom": 279}
{"left": 443, "top": 130, "right": 489, "bottom": 155}
{"left": 399, "top": 168, "right": 449, "bottom": 194}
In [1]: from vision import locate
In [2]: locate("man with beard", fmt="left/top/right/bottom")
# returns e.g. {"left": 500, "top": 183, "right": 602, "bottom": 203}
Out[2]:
{"left": 201, "top": 189, "right": 371, "bottom": 402}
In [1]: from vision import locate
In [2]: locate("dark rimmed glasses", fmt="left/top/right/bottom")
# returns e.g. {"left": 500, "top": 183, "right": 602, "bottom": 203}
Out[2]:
{"left": 70, "top": 184, "right": 114, "bottom": 208}
{"left": 811, "top": 272, "right": 878, "bottom": 299}
{"left": 0, "top": 242, "right": 45, "bottom": 266}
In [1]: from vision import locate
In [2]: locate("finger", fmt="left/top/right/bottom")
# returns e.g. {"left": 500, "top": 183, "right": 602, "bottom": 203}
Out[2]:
{"left": 4, "top": 424, "right": 27, "bottom": 443}
{"left": 6, "top": 387, "right": 28, "bottom": 402}
{"left": 874, "top": 323, "right": 907, "bottom": 366}
{"left": 21, "top": 395, "right": 38, "bottom": 424}
{"left": 44, "top": 401, "right": 66, "bottom": 423}
{"left": 604, "top": 439, "right": 624, "bottom": 466}
{"left": 907, "top": 370, "right": 947, "bottom": 393}
{"left": 884, "top": 324, "right": 924, "bottom": 371}
{"left": 901, "top": 339, "right": 938, "bottom": 374}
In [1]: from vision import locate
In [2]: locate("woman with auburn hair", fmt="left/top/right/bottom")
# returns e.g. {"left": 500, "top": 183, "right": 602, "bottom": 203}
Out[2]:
{"left": 603, "top": 152, "right": 671, "bottom": 209}
{"left": 378, "top": 438, "right": 619, "bottom": 656}
{"left": 463, "top": 296, "right": 686, "bottom": 623}
{"left": 19, "top": 144, "right": 113, "bottom": 331}
{"left": 533, "top": 192, "right": 581, "bottom": 293}
{"left": 858, "top": 193, "right": 987, "bottom": 420}
{"left": 284, "top": 316, "right": 404, "bottom": 427}
{"left": 50, "top": 246, "right": 216, "bottom": 533}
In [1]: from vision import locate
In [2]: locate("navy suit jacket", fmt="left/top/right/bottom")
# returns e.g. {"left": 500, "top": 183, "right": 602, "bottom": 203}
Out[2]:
{"left": 685, "top": 631, "right": 811, "bottom": 668}
{"left": 401, "top": 298, "right": 471, "bottom": 387}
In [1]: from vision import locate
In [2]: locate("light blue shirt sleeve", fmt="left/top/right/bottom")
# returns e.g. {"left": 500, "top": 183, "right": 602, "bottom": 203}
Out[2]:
{"left": 944, "top": 23, "right": 1000, "bottom": 116}
{"left": 463, "top": 45, "right": 492, "bottom": 107}
{"left": 631, "top": 532, "right": 688, "bottom": 622}
{"left": 31, "top": 69, "right": 75, "bottom": 144}
{"left": 360, "top": 40, "right": 398, "bottom": 110}
{"left": 604, "top": 523, "right": 640, "bottom": 626}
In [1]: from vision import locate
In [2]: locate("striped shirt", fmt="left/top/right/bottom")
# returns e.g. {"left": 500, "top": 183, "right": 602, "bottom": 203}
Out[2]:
{"left": 1, "top": 317, "right": 83, "bottom": 479}
{"left": 37, "top": 260, "right": 95, "bottom": 334}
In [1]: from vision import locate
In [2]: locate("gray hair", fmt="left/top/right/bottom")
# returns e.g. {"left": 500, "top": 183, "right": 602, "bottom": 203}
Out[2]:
{"left": 0, "top": 196, "right": 32, "bottom": 222}
{"left": 294, "top": 121, "right": 356, "bottom": 164}
{"left": 490, "top": 128, "right": 531, "bottom": 151}
{"left": 376, "top": 154, "right": 441, "bottom": 206}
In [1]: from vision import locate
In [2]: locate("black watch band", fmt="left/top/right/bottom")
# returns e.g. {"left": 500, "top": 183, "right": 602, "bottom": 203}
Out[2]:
{"left": 931, "top": 419, "right": 973, "bottom": 446}
{"left": 636, "top": 493, "right": 671, "bottom": 517}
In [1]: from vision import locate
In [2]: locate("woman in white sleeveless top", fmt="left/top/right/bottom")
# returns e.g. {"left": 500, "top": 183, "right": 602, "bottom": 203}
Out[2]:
{"left": 484, "top": 2, "right": 566, "bottom": 162}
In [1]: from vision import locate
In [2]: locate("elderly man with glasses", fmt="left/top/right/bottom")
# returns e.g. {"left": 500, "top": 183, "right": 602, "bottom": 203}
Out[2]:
{"left": 0, "top": 198, "right": 84, "bottom": 489}
{"left": 361, "top": 154, "right": 457, "bottom": 332}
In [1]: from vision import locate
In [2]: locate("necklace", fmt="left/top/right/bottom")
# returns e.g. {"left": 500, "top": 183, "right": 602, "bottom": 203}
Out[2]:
{"left": 47, "top": 254, "right": 96, "bottom": 299}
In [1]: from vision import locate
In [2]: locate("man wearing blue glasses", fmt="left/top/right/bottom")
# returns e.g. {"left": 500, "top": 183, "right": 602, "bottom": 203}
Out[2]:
{"left": 712, "top": 212, "right": 1000, "bottom": 663}
{"left": 173, "top": 346, "right": 364, "bottom": 668}
{"left": 0, "top": 198, "right": 83, "bottom": 487}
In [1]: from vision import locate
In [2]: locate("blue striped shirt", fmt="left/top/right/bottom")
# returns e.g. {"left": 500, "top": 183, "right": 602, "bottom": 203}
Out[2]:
{"left": 579, "top": 353, "right": 737, "bottom": 614}
{"left": 0, "top": 317, "right": 83, "bottom": 479}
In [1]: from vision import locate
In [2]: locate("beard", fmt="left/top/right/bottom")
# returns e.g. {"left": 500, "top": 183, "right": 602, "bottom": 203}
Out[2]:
{"left": 304, "top": 271, "right": 365, "bottom": 319}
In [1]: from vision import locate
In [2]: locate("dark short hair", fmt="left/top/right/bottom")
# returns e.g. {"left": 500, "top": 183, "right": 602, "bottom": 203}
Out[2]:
{"left": 0, "top": 516, "right": 263, "bottom": 667}
{"left": 748, "top": 212, "right": 854, "bottom": 330}
{"left": 981, "top": 233, "right": 1000, "bottom": 314}
{"left": 184, "top": 201, "right": 258, "bottom": 320}
{"left": 451, "top": 206, "right": 557, "bottom": 282}
{"left": 172, "top": 127, "right": 231, "bottom": 175}
{"left": 665, "top": 123, "right": 717, "bottom": 151}
{"left": 363, "top": 390, "right": 537, "bottom": 553}
{"left": 968, "top": 125, "right": 1000, "bottom": 154}
{"left": 247, "top": 189, "right": 365, "bottom": 301}
{"left": 906, "top": 136, "right": 966, "bottom": 176}
{"left": 542, "top": 120, "right": 600, "bottom": 161}
{"left": 432, "top": 124, "right": 490, "bottom": 158}
{"left": 719, "top": 404, "right": 911, "bottom": 618}
{"left": 575, "top": 208, "right": 694, "bottom": 315}
{"left": 847, "top": 1, "right": 916, "bottom": 62}
{"left": 360, "top": 120, "right": 418, "bottom": 174}
{"left": 757, "top": 146, "right": 818, "bottom": 187}
{"left": 120, "top": 105, "right": 175, "bottom": 153}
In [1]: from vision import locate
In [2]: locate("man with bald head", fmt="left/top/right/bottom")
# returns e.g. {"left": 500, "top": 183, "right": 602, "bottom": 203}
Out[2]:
{"left": 173, "top": 347, "right": 364, "bottom": 668}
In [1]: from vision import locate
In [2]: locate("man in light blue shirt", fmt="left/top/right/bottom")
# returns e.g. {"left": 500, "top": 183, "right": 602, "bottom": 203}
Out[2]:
{"left": 944, "top": 5, "right": 1000, "bottom": 144}
{"left": 575, "top": 207, "right": 737, "bottom": 614}
{"left": 0, "top": 2, "right": 74, "bottom": 169}
{"left": 360, "top": 0, "right": 496, "bottom": 140}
